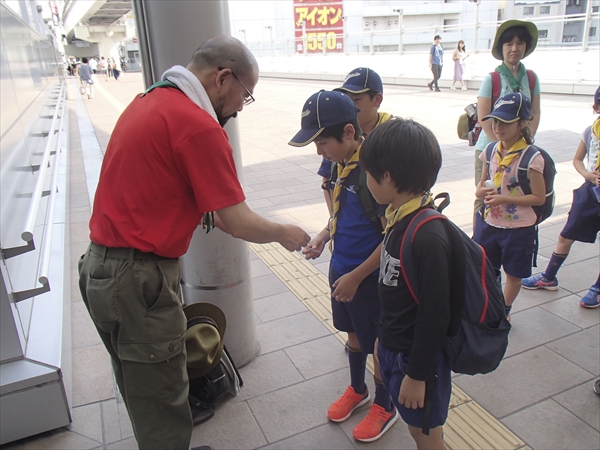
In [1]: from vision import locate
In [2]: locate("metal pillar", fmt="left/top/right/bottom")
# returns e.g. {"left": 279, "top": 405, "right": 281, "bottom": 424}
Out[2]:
{"left": 132, "top": 0, "right": 259, "bottom": 366}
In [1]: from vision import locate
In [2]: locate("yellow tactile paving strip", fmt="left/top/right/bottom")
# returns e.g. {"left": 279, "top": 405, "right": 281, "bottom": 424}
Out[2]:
{"left": 250, "top": 242, "right": 529, "bottom": 450}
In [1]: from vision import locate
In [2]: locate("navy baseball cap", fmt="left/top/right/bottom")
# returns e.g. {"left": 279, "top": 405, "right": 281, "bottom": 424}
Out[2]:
{"left": 288, "top": 90, "right": 358, "bottom": 147}
{"left": 482, "top": 92, "right": 531, "bottom": 124}
{"left": 594, "top": 86, "right": 600, "bottom": 104}
{"left": 335, "top": 67, "right": 383, "bottom": 95}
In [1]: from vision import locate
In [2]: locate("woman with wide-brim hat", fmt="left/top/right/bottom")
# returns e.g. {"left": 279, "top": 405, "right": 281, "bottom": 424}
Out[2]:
{"left": 472, "top": 20, "right": 541, "bottom": 222}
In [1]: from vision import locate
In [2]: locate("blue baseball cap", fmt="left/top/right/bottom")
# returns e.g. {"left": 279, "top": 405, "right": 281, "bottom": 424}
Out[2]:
{"left": 594, "top": 86, "right": 600, "bottom": 104}
{"left": 482, "top": 92, "right": 532, "bottom": 124}
{"left": 335, "top": 67, "right": 383, "bottom": 95}
{"left": 288, "top": 90, "right": 358, "bottom": 147}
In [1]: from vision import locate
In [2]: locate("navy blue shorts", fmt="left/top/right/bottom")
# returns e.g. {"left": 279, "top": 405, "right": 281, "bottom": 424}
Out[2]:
{"left": 329, "top": 266, "right": 379, "bottom": 354}
{"left": 378, "top": 342, "right": 452, "bottom": 429}
{"left": 473, "top": 214, "right": 536, "bottom": 279}
{"left": 560, "top": 181, "right": 600, "bottom": 244}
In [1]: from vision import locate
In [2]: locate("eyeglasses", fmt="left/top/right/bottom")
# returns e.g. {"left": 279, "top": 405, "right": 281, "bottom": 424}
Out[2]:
{"left": 219, "top": 67, "right": 255, "bottom": 106}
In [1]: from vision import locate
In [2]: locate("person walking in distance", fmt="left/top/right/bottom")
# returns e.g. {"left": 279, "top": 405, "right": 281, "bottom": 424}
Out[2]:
{"left": 451, "top": 40, "right": 469, "bottom": 91}
{"left": 78, "top": 35, "right": 310, "bottom": 450}
{"left": 428, "top": 35, "right": 444, "bottom": 92}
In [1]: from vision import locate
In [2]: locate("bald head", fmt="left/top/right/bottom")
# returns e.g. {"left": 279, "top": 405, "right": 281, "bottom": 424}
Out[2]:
{"left": 187, "top": 35, "right": 258, "bottom": 79}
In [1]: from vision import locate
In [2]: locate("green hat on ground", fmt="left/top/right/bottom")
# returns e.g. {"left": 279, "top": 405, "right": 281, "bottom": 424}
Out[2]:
{"left": 492, "top": 20, "right": 538, "bottom": 61}
{"left": 183, "top": 302, "right": 226, "bottom": 379}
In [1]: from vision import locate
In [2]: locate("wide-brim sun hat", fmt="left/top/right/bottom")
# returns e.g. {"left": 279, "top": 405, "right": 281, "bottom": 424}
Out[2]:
{"left": 492, "top": 19, "right": 538, "bottom": 61}
{"left": 183, "top": 302, "right": 227, "bottom": 379}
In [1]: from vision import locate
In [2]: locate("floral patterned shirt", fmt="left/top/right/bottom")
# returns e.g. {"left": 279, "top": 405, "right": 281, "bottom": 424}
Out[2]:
{"left": 480, "top": 146, "right": 544, "bottom": 228}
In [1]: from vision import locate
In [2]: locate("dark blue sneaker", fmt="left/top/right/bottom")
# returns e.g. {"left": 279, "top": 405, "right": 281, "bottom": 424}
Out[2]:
{"left": 522, "top": 273, "right": 559, "bottom": 290}
{"left": 580, "top": 286, "right": 600, "bottom": 308}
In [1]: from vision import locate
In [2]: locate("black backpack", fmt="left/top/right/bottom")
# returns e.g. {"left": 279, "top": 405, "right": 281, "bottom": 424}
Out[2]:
{"left": 188, "top": 346, "right": 243, "bottom": 425}
{"left": 400, "top": 208, "right": 511, "bottom": 376}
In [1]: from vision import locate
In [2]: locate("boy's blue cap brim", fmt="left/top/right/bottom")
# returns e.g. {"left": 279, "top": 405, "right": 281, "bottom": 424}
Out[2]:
{"left": 288, "top": 90, "right": 358, "bottom": 147}
{"left": 289, "top": 127, "right": 324, "bottom": 147}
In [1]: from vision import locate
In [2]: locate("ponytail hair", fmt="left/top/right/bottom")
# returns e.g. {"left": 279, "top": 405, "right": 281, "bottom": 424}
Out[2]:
{"left": 521, "top": 119, "right": 534, "bottom": 145}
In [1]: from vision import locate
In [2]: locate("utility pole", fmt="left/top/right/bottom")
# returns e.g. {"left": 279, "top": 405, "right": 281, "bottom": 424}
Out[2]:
{"left": 265, "top": 25, "right": 273, "bottom": 56}
{"left": 393, "top": 8, "right": 404, "bottom": 54}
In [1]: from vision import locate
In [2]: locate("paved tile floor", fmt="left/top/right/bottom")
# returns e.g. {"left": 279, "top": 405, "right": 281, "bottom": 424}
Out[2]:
{"left": 3, "top": 71, "right": 599, "bottom": 450}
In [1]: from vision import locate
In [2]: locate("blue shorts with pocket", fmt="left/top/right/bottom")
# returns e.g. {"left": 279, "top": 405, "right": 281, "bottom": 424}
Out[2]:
{"left": 560, "top": 181, "right": 600, "bottom": 243}
{"left": 329, "top": 265, "right": 379, "bottom": 354}
{"left": 473, "top": 213, "right": 536, "bottom": 279}
{"left": 378, "top": 342, "right": 452, "bottom": 430}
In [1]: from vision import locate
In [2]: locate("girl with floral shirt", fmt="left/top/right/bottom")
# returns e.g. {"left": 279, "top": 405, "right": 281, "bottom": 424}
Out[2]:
{"left": 474, "top": 92, "right": 546, "bottom": 319}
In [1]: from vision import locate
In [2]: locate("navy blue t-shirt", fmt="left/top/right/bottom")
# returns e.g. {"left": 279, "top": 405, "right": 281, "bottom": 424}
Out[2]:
{"left": 326, "top": 166, "right": 386, "bottom": 275}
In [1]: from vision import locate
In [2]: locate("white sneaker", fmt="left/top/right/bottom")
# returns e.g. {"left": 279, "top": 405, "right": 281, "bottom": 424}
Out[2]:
{"left": 462, "top": 86, "right": 468, "bottom": 91}
{"left": 450, "top": 86, "right": 456, "bottom": 90}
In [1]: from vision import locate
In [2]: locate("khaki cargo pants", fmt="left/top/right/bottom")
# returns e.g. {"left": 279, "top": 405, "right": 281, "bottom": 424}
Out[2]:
{"left": 79, "top": 243, "right": 192, "bottom": 449}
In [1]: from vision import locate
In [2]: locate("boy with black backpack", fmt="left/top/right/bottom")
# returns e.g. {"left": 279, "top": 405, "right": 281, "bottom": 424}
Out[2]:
{"left": 359, "top": 118, "right": 455, "bottom": 449}
{"left": 290, "top": 90, "right": 398, "bottom": 442}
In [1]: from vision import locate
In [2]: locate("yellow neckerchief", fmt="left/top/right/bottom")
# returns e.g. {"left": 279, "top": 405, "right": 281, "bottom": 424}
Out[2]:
{"left": 375, "top": 112, "right": 392, "bottom": 128}
{"left": 384, "top": 192, "right": 433, "bottom": 234}
{"left": 329, "top": 142, "right": 363, "bottom": 249}
{"left": 593, "top": 118, "right": 600, "bottom": 170}
{"left": 492, "top": 137, "right": 528, "bottom": 188}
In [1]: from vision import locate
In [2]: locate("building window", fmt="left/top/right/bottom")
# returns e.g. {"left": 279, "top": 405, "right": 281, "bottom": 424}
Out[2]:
{"left": 593, "top": 6, "right": 599, "bottom": 13}
{"left": 590, "top": 27, "right": 597, "bottom": 37}
{"left": 523, "top": 6, "right": 534, "bottom": 15}
{"left": 540, "top": 6, "right": 550, "bottom": 14}
{"left": 539, "top": 29, "right": 548, "bottom": 39}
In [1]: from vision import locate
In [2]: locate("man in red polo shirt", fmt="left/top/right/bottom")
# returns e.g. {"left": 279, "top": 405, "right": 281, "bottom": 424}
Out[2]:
{"left": 78, "top": 35, "right": 309, "bottom": 450}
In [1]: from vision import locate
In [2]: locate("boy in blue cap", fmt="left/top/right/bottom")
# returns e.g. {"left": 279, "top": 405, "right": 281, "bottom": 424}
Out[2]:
{"left": 522, "top": 86, "right": 600, "bottom": 308}
{"left": 290, "top": 90, "right": 398, "bottom": 442}
{"left": 317, "top": 68, "right": 396, "bottom": 216}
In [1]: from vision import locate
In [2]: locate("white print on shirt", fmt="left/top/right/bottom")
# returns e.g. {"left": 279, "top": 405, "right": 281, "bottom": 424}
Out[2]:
{"left": 380, "top": 249, "right": 400, "bottom": 286}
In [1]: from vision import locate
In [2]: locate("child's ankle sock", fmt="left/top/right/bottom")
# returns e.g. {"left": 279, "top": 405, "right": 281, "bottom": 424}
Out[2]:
{"left": 348, "top": 347, "right": 367, "bottom": 395}
{"left": 373, "top": 377, "right": 393, "bottom": 411}
{"left": 543, "top": 253, "right": 568, "bottom": 280}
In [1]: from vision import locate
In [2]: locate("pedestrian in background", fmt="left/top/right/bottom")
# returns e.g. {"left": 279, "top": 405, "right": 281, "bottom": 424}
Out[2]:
{"left": 428, "top": 35, "right": 444, "bottom": 92}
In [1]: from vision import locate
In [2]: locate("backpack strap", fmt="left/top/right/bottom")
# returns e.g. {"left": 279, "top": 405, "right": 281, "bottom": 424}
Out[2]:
{"left": 400, "top": 209, "right": 447, "bottom": 304}
{"left": 515, "top": 145, "right": 539, "bottom": 195}
{"left": 526, "top": 70, "right": 537, "bottom": 96}
{"left": 331, "top": 162, "right": 383, "bottom": 235}
{"left": 484, "top": 141, "right": 498, "bottom": 181}
{"left": 490, "top": 71, "right": 501, "bottom": 106}
{"left": 357, "top": 169, "right": 384, "bottom": 235}
{"left": 140, "top": 79, "right": 180, "bottom": 97}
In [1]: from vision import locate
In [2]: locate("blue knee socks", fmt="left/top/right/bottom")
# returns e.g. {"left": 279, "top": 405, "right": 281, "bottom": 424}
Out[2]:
{"left": 348, "top": 347, "right": 367, "bottom": 395}
{"left": 373, "top": 377, "right": 393, "bottom": 411}
{"left": 544, "top": 252, "right": 567, "bottom": 280}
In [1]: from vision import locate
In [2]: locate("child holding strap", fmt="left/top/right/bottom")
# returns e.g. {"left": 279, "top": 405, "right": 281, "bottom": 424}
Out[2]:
{"left": 473, "top": 92, "right": 546, "bottom": 319}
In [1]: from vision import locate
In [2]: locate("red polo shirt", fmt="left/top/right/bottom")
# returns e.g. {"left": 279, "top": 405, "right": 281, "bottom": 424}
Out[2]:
{"left": 89, "top": 87, "right": 245, "bottom": 258}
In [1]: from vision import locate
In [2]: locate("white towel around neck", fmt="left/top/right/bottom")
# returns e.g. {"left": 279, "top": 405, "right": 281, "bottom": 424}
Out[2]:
{"left": 161, "top": 65, "right": 218, "bottom": 124}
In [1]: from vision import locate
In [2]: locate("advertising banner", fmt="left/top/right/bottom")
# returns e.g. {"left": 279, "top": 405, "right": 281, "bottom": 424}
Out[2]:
{"left": 293, "top": 0, "right": 344, "bottom": 53}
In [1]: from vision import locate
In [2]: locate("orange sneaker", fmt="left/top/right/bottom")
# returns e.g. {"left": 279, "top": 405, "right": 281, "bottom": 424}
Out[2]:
{"left": 327, "top": 386, "right": 370, "bottom": 422}
{"left": 352, "top": 403, "right": 399, "bottom": 442}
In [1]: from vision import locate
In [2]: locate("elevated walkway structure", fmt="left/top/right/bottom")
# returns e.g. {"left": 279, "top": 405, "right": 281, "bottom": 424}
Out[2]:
{"left": 3, "top": 71, "right": 598, "bottom": 450}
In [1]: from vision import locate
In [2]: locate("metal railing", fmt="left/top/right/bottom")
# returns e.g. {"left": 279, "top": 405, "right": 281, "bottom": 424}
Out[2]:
{"left": 244, "top": 12, "right": 600, "bottom": 57}
{"left": 2, "top": 83, "right": 68, "bottom": 302}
